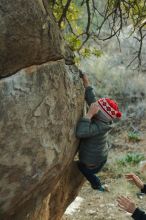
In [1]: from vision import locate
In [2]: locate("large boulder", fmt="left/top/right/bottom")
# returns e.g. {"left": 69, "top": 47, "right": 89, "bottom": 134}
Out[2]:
{"left": 0, "top": 0, "right": 84, "bottom": 219}
{"left": 0, "top": 61, "right": 84, "bottom": 219}
{"left": 0, "top": 0, "right": 74, "bottom": 77}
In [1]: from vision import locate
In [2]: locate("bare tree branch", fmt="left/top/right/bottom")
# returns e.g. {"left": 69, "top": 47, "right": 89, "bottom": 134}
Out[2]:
{"left": 51, "top": 0, "right": 146, "bottom": 67}
{"left": 58, "top": 0, "right": 72, "bottom": 27}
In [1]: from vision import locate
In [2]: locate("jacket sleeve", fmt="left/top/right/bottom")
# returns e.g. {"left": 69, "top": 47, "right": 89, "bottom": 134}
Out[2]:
{"left": 132, "top": 208, "right": 146, "bottom": 220}
{"left": 141, "top": 184, "right": 146, "bottom": 193}
{"left": 76, "top": 117, "right": 101, "bottom": 138}
{"left": 85, "top": 86, "right": 97, "bottom": 106}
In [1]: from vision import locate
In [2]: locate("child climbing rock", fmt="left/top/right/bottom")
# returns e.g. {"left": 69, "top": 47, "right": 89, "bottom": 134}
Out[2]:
{"left": 76, "top": 71, "right": 122, "bottom": 192}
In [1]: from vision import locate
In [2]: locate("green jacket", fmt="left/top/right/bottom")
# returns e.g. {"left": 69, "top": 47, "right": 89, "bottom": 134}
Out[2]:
{"left": 76, "top": 86, "right": 112, "bottom": 165}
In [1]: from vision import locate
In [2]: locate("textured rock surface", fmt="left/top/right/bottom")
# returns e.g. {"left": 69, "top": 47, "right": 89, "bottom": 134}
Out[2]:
{"left": 0, "top": 61, "right": 84, "bottom": 219}
{"left": 0, "top": 1, "right": 85, "bottom": 219}
{"left": 0, "top": 0, "right": 74, "bottom": 77}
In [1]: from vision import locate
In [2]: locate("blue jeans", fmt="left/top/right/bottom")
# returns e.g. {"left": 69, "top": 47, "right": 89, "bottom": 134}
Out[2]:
{"left": 77, "top": 160, "right": 106, "bottom": 189}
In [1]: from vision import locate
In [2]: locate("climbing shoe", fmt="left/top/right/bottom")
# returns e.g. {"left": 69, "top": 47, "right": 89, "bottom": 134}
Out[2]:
{"left": 91, "top": 184, "right": 109, "bottom": 192}
{"left": 98, "top": 184, "right": 110, "bottom": 192}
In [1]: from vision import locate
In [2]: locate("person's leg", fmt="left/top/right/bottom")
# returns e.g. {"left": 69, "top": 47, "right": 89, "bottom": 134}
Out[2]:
{"left": 92, "top": 160, "right": 108, "bottom": 191}
{"left": 77, "top": 161, "right": 102, "bottom": 189}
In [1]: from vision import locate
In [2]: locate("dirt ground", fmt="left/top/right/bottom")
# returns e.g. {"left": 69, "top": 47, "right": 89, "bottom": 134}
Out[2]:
{"left": 63, "top": 123, "right": 146, "bottom": 220}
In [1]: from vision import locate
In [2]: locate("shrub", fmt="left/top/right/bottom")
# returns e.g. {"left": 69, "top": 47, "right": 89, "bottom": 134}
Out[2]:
{"left": 128, "top": 131, "right": 141, "bottom": 142}
{"left": 127, "top": 101, "right": 146, "bottom": 121}
{"left": 81, "top": 55, "right": 146, "bottom": 101}
{"left": 117, "top": 152, "right": 145, "bottom": 166}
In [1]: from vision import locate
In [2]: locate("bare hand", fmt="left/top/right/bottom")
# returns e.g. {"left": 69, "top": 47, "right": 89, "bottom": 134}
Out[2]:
{"left": 125, "top": 173, "right": 144, "bottom": 190}
{"left": 117, "top": 196, "right": 136, "bottom": 214}
{"left": 85, "top": 102, "right": 99, "bottom": 119}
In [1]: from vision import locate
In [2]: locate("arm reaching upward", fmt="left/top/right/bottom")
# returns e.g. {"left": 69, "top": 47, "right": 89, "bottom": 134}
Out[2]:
{"left": 79, "top": 70, "right": 97, "bottom": 105}
{"left": 81, "top": 73, "right": 90, "bottom": 88}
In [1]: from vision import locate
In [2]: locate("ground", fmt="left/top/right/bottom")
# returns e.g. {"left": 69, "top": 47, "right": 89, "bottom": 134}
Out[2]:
{"left": 63, "top": 121, "right": 146, "bottom": 220}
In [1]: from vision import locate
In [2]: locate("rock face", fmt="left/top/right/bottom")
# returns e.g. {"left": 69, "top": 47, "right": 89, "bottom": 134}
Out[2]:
{"left": 0, "top": 0, "right": 74, "bottom": 77}
{"left": 0, "top": 1, "right": 84, "bottom": 219}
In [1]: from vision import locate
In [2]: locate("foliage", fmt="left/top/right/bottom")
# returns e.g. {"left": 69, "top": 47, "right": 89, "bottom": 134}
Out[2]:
{"left": 117, "top": 152, "right": 145, "bottom": 166}
{"left": 52, "top": 0, "right": 80, "bottom": 30}
{"left": 50, "top": 0, "right": 146, "bottom": 67}
{"left": 51, "top": 0, "right": 103, "bottom": 60}
{"left": 86, "top": 57, "right": 146, "bottom": 99}
{"left": 121, "top": 0, "right": 146, "bottom": 27}
{"left": 128, "top": 131, "right": 141, "bottom": 142}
